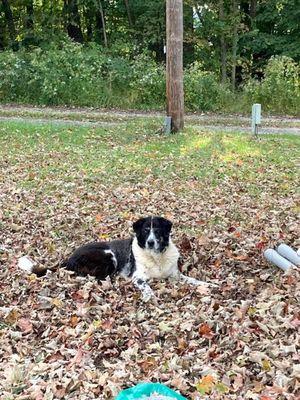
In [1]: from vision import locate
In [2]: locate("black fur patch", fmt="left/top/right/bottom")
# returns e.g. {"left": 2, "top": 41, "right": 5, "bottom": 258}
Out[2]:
{"left": 133, "top": 216, "right": 172, "bottom": 252}
{"left": 62, "top": 242, "right": 117, "bottom": 281}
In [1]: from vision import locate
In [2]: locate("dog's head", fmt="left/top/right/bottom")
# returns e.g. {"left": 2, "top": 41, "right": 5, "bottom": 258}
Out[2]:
{"left": 133, "top": 216, "right": 173, "bottom": 253}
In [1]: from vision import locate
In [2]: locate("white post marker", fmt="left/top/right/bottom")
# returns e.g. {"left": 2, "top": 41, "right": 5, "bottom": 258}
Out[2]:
{"left": 252, "top": 103, "right": 261, "bottom": 136}
{"left": 164, "top": 116, "right": 172, "bottom": 134}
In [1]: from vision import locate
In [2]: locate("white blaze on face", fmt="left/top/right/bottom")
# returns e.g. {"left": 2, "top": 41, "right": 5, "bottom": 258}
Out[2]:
{"left": 146, "top": 217, "right": 160, "bottom": 251}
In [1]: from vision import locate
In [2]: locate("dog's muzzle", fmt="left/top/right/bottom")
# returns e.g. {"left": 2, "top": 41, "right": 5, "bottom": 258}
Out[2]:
{"left": 146, "top": 233, "right": 160, "bottom": 251}
{"left": 147, "top": 239, "right": 155, "bottom": 249}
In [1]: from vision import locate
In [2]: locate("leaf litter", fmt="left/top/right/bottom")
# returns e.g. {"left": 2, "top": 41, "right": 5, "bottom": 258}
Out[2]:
{"left": 0, "top": 121, "right": 299, "bottom": 399}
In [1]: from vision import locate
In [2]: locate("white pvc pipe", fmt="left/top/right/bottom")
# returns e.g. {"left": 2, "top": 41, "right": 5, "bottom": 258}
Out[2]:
{"left": 264, "top": 249, "right": 294, "bottom": 271}
{"left": 277, "top": 244, "right": 300, "bottom": 266}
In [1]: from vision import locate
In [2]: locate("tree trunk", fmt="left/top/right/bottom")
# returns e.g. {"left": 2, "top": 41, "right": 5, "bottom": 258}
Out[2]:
{"left": 95, "top": 0, "right": 107, "bottom": 46}
{"left": 250, "top": 0, "right": 257, "bottom": 19}
{"left": 26, "top": 0, "right": 34, "bottom": 32}
{"left": 219, "top": 0, "right": 227, "bottom": 84}
{"left": 2, "top": 0, "right": 17, "bottom": 45}
{"left": 84, "top": 5, "right": 93, "bottom": 41}
{"left": 63, "top": 0, "right": 84, "bottom": 43}
{"left": 99, "top": 0, "right": 107, "bottom": 47}
{"left": 166, "top": 0, "right": 184, "bottom": 132}
{"left": 124, "top": 0, "right": 134, "bottom": 27}
{"left": 231, "top": 0, "right": 238, "bottom": 91}
{"left": 0, "top": 16, "right": 5, "bottom": 49}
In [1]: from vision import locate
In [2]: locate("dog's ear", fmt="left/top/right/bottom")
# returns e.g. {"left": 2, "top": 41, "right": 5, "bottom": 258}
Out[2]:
{"left": 161, "top": 217, "right": 172, "bottom": 234}
{"left": 133, "top": 217, "right": 146, "bottom": 233}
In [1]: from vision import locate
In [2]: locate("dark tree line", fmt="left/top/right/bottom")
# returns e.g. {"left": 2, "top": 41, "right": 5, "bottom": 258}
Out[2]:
{"left": 0, "top": 0, "right": 299, "bottom": 87}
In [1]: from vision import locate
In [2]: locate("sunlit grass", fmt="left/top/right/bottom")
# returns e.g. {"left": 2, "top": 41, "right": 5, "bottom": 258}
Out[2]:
{"left": 1, "top": 120, "right": 299, "bottom": 196}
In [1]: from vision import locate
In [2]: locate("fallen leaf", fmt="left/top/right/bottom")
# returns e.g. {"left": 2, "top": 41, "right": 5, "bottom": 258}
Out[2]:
{"left": 95, "top": 214, "right": 103, "bottom": 222}
{"left": 4, "top": 308, "right": 21, "bottom": 324}
{"left": 17, "top": 317, "right": 33, "bottom": 334}
{"left": 196, "top": 375, "right": 215, "bottom": 394}
{"left": 215, "top": 382, "right": 229, "bottom": 393}
{"left": 69, "top": 315, "right": 79, "bottom": 327}
{"left": 199, "top": 323, "right": 214, "bottom": 339}
{"left": 51, "top": 298, "right": 63, "bottom": 308}
{"left": 262, "top": 359, "right": 272, "bottom": 372}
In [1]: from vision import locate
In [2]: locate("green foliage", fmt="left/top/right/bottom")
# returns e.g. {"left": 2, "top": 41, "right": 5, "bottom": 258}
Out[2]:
{"left": 184, "top": 62, "right": 234, "bottom": 111}
{"left": 1, "top": 0, "right": 300, "bottom": 94}
{"left": 0, "top": 42, "right": 163, "bottom": 109}
{"left": 244, "top": 56, "right": 300, "bottom": 114}
{"left": 0, "top": 43, "right": 299, "bottom": 114}
{"left": 255, "top": 0, "right": 300, "bottom": 60}
{"left": 1, "top": 0, "right": 299, "bottom": 114}
{"left": 128, "top": 54, "right": 165, "bottom": 107}
{"left": 0, "top": 43, "right": 232, "bottom": 112}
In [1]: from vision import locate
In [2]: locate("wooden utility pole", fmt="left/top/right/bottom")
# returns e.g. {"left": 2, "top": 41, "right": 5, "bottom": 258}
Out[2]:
{"left": 166, "top": 0, "right": 184, "bottom": 132}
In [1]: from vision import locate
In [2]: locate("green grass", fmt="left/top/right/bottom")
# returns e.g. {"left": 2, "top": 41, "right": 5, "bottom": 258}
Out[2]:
{"left": 1, "top": 119, "right": 299, "bottom": 196}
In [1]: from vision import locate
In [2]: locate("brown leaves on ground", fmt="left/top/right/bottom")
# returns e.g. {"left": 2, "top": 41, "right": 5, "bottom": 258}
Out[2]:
{"left": 0, "top": 126, "right": 299, "bottom": 399}
{"left": 198, "top": 323, "right": 214, "bottom": 340}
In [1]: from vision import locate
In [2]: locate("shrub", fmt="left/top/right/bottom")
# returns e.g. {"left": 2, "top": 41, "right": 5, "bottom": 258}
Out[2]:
{"left": 244, "top": 56, "right": 300, "bottom": 115}
{"left": 0, "top": 42, "right": 135, "bottom": 108}
{"left": 0, "top": 44, "right": 299, "bottom": 115}
{"left": 184, "top": 62, "right": 234, "bottom": 112}
{"left": 0, "top": 50, "right": 32, "bottom": 102}
{"left": 129, "top": 54, "right": 165, "bottom": 108}
{"left": 0, "top": 43, "right": 165, "bottom": 109}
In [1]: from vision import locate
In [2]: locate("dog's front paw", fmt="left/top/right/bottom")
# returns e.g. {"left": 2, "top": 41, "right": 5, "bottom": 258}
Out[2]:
{"left": 184, "top": 276, "right": 218, "bottom": 288}
{"left": 188, "top": 277, "right": 206, "bottom": 286}
{"left": 142, "top": 292, "right": 152, "bottom": 302}
{"left": 141, "top": 288, "right": 156, "bottom": 303}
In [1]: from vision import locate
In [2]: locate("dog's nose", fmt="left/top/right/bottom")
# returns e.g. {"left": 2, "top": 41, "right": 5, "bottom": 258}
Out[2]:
{"left": 147, "top": 239, "right": 155, "bottom": 248}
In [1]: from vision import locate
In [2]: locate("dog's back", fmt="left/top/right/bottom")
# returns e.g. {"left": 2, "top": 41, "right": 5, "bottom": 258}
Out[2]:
{"left": 63, "top": 238, "right": 133, "bottom": 280}
{"left": 63, "top": 242, "right": 117, "bottom": 280}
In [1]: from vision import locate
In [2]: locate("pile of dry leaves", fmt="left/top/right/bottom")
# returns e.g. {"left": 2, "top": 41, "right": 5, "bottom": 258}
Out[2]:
{"left": 0, "top": 145, "right": 299, "bottom": 399}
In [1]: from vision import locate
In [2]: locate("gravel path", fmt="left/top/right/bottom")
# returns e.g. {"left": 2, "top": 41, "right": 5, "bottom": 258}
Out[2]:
{"left": 0, "top": 115, "right": 118, "bottom": 127}
{"left": 0, "top": 105, "right": 299, "bottom": 135}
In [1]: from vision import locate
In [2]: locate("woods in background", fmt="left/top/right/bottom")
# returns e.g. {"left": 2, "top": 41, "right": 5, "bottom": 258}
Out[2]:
{"left": 1, "top": 0, "right": 299, "bottom": 85}
{"left": 0, "top": 1, "right": 299, "bottom": 114}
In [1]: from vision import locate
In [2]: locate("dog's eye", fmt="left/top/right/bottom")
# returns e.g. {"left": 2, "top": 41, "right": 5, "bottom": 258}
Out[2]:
{"left": 144, "top": 227, "right": 150, "bottom": 232}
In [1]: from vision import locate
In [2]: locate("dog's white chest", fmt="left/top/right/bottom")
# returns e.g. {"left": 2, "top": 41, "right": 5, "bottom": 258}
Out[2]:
{"left": 132, "top": 238, "right": 179, "bottom": 280}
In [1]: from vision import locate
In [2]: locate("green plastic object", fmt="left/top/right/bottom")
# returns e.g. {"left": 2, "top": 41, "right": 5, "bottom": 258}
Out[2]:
{"left": 115, "top": 383, "right": 186, "bottom": 400}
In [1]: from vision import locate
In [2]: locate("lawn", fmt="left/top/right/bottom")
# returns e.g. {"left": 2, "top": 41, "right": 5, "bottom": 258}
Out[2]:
{"left": 0, "top": 119, "right": 299, "bottom": 399}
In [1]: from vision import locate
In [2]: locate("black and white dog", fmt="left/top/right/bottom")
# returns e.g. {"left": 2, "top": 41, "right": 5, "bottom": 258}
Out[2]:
{"left": 29, "top": 216, "right": 210, "bottom": 301}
